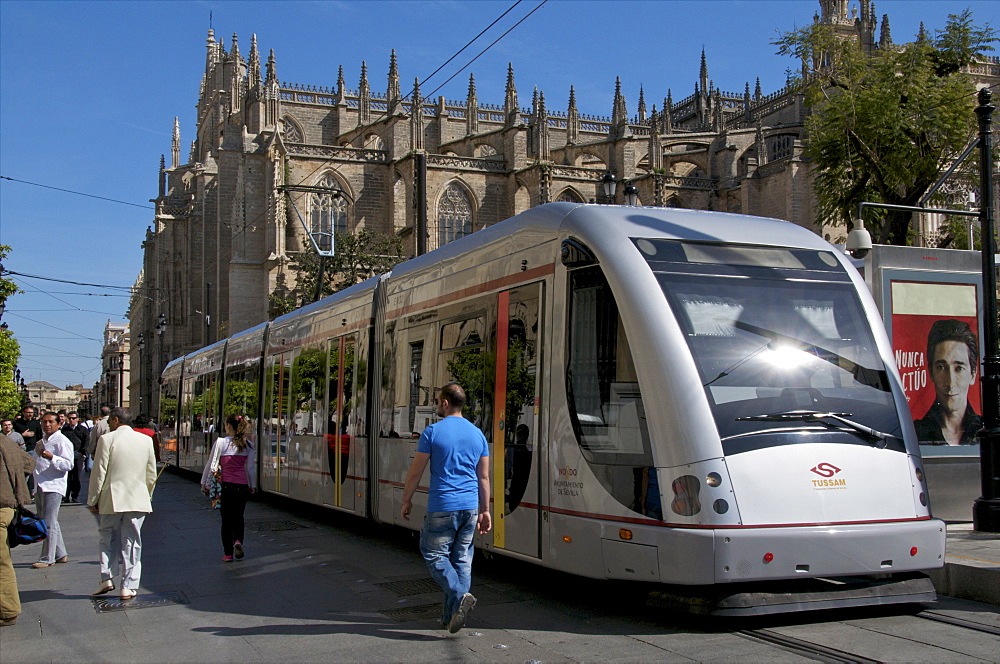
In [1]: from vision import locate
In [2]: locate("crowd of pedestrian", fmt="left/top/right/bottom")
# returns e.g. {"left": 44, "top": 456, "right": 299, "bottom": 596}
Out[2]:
{"left": 0, "top": 406, "right": 158, "bottom": 626}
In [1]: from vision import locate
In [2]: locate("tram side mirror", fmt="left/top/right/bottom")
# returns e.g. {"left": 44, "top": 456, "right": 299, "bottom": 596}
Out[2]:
{"left": 846, "top": 219, "right": 872, "bottom": 259}
{"left": 561, "top": 239, "right": 597, "bottom": 267}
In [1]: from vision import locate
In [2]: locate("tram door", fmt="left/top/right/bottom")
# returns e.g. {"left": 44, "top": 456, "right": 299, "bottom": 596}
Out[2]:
{"left": 326, "top": 335, "right": 356, "bottom": 510}
{"left": 260, "top": 353, "right": 291, "bottom": 494}
{"left": 491, "top": 283, "right": 542, "bottom": 558}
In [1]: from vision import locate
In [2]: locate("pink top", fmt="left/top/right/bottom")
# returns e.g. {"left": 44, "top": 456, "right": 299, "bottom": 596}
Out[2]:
{"left": 220, "top": 454, "right": 249, "bottom": 484}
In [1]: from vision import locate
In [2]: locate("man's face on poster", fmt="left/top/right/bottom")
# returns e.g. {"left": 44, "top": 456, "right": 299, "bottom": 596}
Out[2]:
{"left": 930, "top": 340, "right": 977, "bottom": 416}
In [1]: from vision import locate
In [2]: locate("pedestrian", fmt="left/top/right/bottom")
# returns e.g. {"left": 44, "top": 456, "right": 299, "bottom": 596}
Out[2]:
{"left": 201, "top": 414, "right": 256, "bottom": 562}
{"left": 13, "top": 405, "right": 42, "bottom": 497}
{"left": 1, "top": 419, "right": 25, "bottom": 451}
{"left": 87, "top": 408, "right": 157, "bottom": 600}
{"left": 86, "top": 405, "right": 112, "bottom": 475}
{"left": 60, "top": 411, "right": 88, "bottom": 503}
{"left": 400, "top": 383, "right": 491, "bottom": 633}
{"left": 1, "top": 429, "right": 36, "bottom": 627}
{"left": 133, "top": 414, "right": 161, "bottom": 463}
{"left": 87, "top": 405, "right": 111, "bottom": 457}
{"left": 12, "top": 406, "right": 41, "bottom": 453}
{"left": 31, "top": 413, "right": 74, "bottom": 568}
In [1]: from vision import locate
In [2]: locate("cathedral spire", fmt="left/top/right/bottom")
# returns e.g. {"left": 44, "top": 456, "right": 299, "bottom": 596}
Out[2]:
{"left": 637, "top": 85, "right": 647, "bottom": 123}
{"left": 171, "top": 117, "right": 180, "bottom": 168}
{"left": 265, "top": 49, "right": 279, "bottom": 127}
{"left": 754, "top": 77, "right": 762, "bottom": 101}
{"left": 387, "top": 50, "right": 401, "bottom": 113}
{"left": 699, "top": 48, "right": 709, "bottom": 96}
{"left": 566, "top": 85, "right": 579, "bottom": 145}
{"left": 504, "top": 63, "right": 519, "bottom": 127}
{"left": 465, "top": 73, "right": 478, "bottom": 135}
{"left": 410, "top": 76, "right": 424, "bottom": 150}
{"left": 230, "top": 33, "right": 241, "bottom": 62}
{"left": 648, "top": 105, "right": 662, "bottom": 170}
{"left": 610, "top": 76, "right": 630, "bottom": 140}
{"left": 359, "top": 61, "right": 371, "bottom": 125}
{"left": 662, "top": 91, "right": 673, "bottom": 134}
{"left": 335, "top": 65, "right": 346, "bottom": 104}
{"left": 879, "top": 13, "right": 892, "bottom": 48}
{"left": 532, "top": 89, "right": 549, "bottom": 157}
{"left": 248, "top": 34, "right": 261, "bottom": 88}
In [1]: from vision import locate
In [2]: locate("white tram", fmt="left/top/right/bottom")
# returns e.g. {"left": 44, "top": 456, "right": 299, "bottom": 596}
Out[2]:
{"left": 159, "top": 203, "right": 944, "bottom": 615}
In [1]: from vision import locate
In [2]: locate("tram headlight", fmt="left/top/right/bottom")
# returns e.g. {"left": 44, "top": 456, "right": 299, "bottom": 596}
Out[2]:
{"left": 705, "top": 472, "right": 723, "bottom": 488}
{"left": 670, "top": 475, "right": 702, "bottom": 516}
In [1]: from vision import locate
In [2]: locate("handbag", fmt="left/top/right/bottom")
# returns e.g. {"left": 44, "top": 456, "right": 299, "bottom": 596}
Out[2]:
{"left": 202, "top": 441, "right": 223, "bottom": 509}
{"left": 4, "top": 460, "right": 48, "bottom": 548}
{"left": 8, "top": 504, "right": 48, "bottom": 548}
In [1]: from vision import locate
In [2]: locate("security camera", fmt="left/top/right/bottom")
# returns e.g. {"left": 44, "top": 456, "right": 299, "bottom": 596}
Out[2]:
{"left": 846, "top": 219, "right": 872, "bottom": 259}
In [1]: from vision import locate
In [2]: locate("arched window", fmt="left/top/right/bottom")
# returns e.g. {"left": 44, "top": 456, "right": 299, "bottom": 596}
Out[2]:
{"left": 438, "top": 183, "right": 473, "bottom": 246}
{"left": 557, "top": 188, "right": 585, "bottom": 203}
{"left": 283, "top": 116, "right": 304, "bottom": 143}
{"left": 309, "top": 173, "right": 348, "bottom": 251}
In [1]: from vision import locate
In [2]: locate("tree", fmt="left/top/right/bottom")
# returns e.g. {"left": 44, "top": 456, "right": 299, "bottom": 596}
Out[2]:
{"left": 0, "top": 245, "right": 24, "bottom": 418}
{"left": 271, "top": 230, "right": 406, "bottom": 317}
{"left": 775, "top": 11, "right": 998, "bottom": 245}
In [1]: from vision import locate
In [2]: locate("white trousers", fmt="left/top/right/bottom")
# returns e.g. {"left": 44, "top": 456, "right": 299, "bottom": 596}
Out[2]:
{"left": 98, "top": 512, "right": 145, "bottom": 591}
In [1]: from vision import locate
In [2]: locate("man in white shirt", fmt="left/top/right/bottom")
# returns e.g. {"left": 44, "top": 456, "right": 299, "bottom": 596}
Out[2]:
{"left": 88, "top": 408, "right": 157, "bottom": 600}
{"left": 31, "top": 413, "right": 74, "bottom": 568}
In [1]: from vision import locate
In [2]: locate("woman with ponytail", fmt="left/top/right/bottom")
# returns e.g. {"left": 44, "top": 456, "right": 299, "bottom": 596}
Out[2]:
{"left": 201, "top": 414, "right": 256, "bottom": 562}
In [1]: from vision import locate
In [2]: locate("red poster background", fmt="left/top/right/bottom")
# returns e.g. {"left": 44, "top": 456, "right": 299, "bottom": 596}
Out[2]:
{"left": 891, "top": 312, "right": 982, "bottom": 421}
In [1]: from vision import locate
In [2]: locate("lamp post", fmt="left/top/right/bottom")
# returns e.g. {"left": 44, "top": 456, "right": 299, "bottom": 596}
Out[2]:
{"left": 622, "top": 181, "right": 640, "bottom": 206}
{"left": 137, "top": 333, "right": 146, "bottom": 415}
{"left": 973, "top": 88, "right": 1000, "bottom": 533}
{"left": 599, "top": 171, "right": 617, "bottom": 204}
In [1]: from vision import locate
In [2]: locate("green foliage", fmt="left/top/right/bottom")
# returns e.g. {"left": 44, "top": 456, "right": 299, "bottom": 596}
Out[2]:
{"left": 0, "top": 245, "right": 24, "bottom": 418}
{"left": 445, "top": 337, "right": 535, "bottom": 440}
{"left": 224, "top": 379, "right": 258, "bottom": 417}
{"left": 0, "top": 328, "right": 22, "bottom": 419}
{"left": 286, "top": 230, "right": 405, "bottom": 305}
{"left": 774, "top": 11, "right": 998, "bottom": 245}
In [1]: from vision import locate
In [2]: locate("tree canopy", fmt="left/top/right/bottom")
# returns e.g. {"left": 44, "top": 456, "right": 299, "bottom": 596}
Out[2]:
{"left": 775, "top": 10, "right": 997, "bottom": 245}
{"left": 269, "top": 230, "right": 405, "bottom": 317}
{"left": 0, "top": 245, "right": 24, "bottom": 417}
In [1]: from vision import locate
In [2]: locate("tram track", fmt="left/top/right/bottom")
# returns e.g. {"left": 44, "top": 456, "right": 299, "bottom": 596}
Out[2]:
{"left": 736, "top": 628, "right": 882, "bottom": 663}
{"left": 916, "top": 609, "right": 1000, "bottom": 636}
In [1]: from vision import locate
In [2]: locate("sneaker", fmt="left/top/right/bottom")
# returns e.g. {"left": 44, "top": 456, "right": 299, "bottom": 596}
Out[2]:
{"left": 222, "top": 555, "right": 234, "bottom": 562}
{"left": 234, "top": 541, "right": 244, "bottom": 559}
{"left": 447, "top": 593, "right": 477, "bottom": 633}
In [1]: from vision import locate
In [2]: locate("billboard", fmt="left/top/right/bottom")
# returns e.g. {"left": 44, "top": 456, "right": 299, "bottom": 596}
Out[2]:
{"left": 889, "top": 279, "right": 983, "bottom": 446}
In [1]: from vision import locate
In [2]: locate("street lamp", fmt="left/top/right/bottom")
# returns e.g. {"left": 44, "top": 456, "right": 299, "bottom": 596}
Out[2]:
{"left": 599, "top": 171, "right": 617, "bottom": 204}
{"left": 622, "top": 181, "right": 640, "bottom": 206}
{"left": 973, "top": 88, "right": 1000, "bottom": 533}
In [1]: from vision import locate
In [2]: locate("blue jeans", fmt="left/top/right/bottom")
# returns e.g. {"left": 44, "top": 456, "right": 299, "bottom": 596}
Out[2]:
{"left": 420, "top": 510, "right": 477, "bottom": 623}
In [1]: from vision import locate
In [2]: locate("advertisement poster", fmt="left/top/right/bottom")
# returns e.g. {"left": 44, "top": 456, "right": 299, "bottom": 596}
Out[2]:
{"left": 890, "top": 280, "right": 982, "bottom": 445}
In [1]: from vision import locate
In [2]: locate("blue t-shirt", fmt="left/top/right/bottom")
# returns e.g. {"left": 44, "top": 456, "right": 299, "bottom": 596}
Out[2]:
{"left": 417, "top": 416, "right": 490, "bottom": 512}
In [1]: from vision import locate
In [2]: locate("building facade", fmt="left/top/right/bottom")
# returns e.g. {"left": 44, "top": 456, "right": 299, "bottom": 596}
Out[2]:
{"left": 25, "top": 381, "right": 82, "bottom": 414}
{"left": 129, "top": 0, "right": 1000, "bottom": 417}
{"left": 94, "top": 321, "right": 130, "bottom": 412}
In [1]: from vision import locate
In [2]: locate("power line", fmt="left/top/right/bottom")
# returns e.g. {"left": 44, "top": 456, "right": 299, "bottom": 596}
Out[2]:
{"left": 0, "top": 175, "right": 155, "bottom": 210}
{"left": 4, "top": 269, "right": 135, "bottom": 291}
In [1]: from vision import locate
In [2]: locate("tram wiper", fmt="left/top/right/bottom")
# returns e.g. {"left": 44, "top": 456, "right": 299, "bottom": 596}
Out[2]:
{"left": 736, "top": 410, "right": 891, "bottom": 448}
{"left": 731, "top": 321, "right": 890, "bottom": 391}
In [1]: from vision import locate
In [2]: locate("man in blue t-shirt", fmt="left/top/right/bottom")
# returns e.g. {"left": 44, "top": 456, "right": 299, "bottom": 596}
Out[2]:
{"left": 401, "top": 383, "right": 491, "bottom": 633}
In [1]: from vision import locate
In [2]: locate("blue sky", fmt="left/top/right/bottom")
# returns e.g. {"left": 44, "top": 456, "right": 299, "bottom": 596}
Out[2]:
{"left": 1, "top": 0, "right": 998, "bottom": 390}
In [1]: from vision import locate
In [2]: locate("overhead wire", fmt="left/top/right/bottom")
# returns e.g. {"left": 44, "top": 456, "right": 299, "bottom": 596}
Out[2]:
{"left": 0, "top": 175, "right": 155, "bottom": 210}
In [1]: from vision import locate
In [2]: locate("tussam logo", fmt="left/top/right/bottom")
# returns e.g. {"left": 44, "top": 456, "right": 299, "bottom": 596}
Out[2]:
{"left": 810, "top": 462, "right": 847, "bottom": 489}
{"left": 810, "top": 462, "right": 841, "bottom": 478}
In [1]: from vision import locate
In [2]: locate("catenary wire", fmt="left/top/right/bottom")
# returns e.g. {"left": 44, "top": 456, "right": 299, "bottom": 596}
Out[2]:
{"left": 0, "top": 175, "right": 155, "bottom": 210}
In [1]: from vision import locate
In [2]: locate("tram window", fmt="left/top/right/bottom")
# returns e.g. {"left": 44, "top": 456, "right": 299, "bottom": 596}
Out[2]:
{"left": 567, "top": 267, "right": 652, "bottom": 466}
{"left": 290, "top": 344, "right": 328, "bottom": 437}
{"left": 223, "top": 363, "right": 260, "bottom": 417}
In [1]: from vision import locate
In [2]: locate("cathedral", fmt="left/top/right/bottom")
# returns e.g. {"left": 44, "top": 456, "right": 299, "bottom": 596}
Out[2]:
{"left": 127, "top": 0, "right": 999, "bottom": 413}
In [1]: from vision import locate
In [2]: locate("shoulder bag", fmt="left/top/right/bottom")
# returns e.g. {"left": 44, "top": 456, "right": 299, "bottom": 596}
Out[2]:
{"left": 3, "top": 459, "right": 48, "bottom": 548}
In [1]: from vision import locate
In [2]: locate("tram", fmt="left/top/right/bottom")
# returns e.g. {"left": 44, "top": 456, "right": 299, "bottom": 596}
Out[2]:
{"left": 159, "top": 202, "right": 944, "bottom": 615}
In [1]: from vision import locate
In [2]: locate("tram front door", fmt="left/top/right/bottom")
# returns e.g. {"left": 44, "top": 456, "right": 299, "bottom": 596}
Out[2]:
{"left": 491, "top": 283, "right": 542, "bottom": 559}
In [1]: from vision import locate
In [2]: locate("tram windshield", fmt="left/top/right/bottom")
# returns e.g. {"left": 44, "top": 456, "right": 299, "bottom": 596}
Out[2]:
{"left": 634, "top": 239, "right": 904, "bottom": 455}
